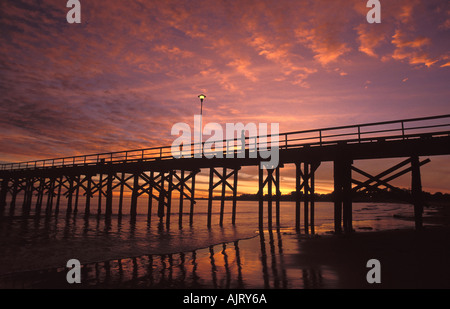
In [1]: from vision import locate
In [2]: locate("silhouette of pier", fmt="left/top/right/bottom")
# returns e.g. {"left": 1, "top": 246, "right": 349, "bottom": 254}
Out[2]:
{"left": 1, "top": 115, "right": 449, "bottom": 233}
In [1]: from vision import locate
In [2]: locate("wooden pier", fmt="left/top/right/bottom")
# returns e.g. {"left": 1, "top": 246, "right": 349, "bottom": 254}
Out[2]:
{"left": 1, "top": 115, "right": 449, "bottom": 233}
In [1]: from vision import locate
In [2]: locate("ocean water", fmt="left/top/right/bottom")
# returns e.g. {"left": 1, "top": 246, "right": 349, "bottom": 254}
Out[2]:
{"left": 0, "top": 197, "right": 420, "bottom": 277}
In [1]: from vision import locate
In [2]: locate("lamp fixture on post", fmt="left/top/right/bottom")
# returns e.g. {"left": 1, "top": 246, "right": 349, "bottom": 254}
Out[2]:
{"left": 198, "top": 94, "right": 206, "bottom": 156}
{"left": 198, "top": 94, "right": 206, "bottom": 116}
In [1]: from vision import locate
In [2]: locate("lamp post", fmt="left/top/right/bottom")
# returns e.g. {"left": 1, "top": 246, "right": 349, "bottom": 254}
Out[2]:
{"left": 198, "top": 94, "right": 206, "bottom": 117}
{"left": 198, "top": 94, "right": 206, "bottom": 155}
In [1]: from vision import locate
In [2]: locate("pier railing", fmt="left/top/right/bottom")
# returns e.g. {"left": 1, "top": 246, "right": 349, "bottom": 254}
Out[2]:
{"left": 1, "top": 114, "right": 449, "bottom": 171}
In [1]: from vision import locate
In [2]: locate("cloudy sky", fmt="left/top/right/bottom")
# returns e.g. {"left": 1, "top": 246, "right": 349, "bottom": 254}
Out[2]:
{"left": 1, "top": 0, "right": 449, "bottom": 194}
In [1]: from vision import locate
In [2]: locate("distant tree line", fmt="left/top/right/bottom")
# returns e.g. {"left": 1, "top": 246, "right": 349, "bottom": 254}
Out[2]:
{"left": 211, "top": 188, "right": 450, "bottom": 204}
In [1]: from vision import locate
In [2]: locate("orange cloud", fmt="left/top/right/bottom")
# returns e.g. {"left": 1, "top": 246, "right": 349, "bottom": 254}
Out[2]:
{"left": 227, "top": 58, "right": 258, "bottom": 82}
{"left": 391, "top": 30, "right": 438, "bottom": 67}
{"left": 355, "top": 23, "right": 387, "bottom": 58}
{"left": 295, "top": 23, "right": 350, "bottom": 66}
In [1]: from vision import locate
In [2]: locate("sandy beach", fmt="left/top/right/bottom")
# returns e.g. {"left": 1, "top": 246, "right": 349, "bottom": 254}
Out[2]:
{"left": 2, "top": 225, "right": 450, "bottom": 289}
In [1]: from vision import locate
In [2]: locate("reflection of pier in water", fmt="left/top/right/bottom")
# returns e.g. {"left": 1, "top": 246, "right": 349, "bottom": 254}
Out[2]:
{"left": 0, "top": 227, "right": 331, "bottom": 289}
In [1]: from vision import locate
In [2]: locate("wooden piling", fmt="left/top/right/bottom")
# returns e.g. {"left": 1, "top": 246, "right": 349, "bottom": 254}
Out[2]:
{"left": 97, "top": 173, "right": 103, "bottom": 215}
{"left": 295, "top": 162, "right": 301, "bottom": 232}
{"left": 232, "top": 169, "right": 238, "bottom": 225}
{"left": 411, "top": 156, "right": 423, "bottom": 230}
{"left": 342, "top": 160, "right": 352, "bottom": 233}
{"left": 10, "top": 179, "right": 18, "bottom": 215}
{"left": 258, "top": 167, "right": 264, "bottom": 229}
{"left": 23, "top": 178, "right": 33, "bottom": 214}
{"left": 148, "top": 171, "right": 154, "bottom": 222}
{"left": 21, "top": 180, "right": 28, "bottom": 212}
{"left": 333, "top": 161, "right": 343, "bottom": 234}
{"left": 310, "top": 169, "right": 315, "bottom": 234}
{"left": 267, "top": 169, "right": 273, "bottom": 228}
{"left": 207, "top": 168, "right": 214, "bottom": 228}
{"left": 28, "top": 179, "right": 34, "bottom": 210}
{"left": 85, "top": 175, "right": 92, "bottom": 216}
{"left": 189, "top": 172, "right": 196, "bottom": 226}
{"left": 130, "top": 173, "right": 139, "bottom": 218}
{"left": 118, "top": 172, "right": 125, "bottom": 217}
{"left": 158, "top": 172, "right": 165, "bottom": 220}
{"left": 0, "top": 178, "right": 9, "bottom": 210}
{"left": 105, "top": 173, "right": 113, "bottom": 218}
{"left": 219, "top": 168, "right": 226, "bottom": 226}
{"left": 178, "top": 170, "right": 184, "bottom": 227}
{"left": 275, "top": 167, "right": 280, "bottom": 227}
{"left": 35, "top": 177, "right": 44, "bottom": 214}
{"left": 22, "top": 179, "right": 30, "bottom": 212}
{"left": 166, "top": 171, "right": 173, "bottom": 226}
{"left": 67, "top": 176, "right": 74, "bottom": 215}
{"left": 74, "top": 176, "right": 80, "bottom": 214}
{"left": 46, "top": 177, "right": 55, "bottom": 215}
{"left": 304, "top": 162, "right": 309, "bottom": 234}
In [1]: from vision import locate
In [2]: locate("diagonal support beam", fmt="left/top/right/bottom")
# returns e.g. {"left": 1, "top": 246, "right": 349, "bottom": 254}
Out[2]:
{"left": 351, "top": 158, "right": 412, "bottom": 192}
{"left": 351, "top": 158, "right": 430, "bottom": 194}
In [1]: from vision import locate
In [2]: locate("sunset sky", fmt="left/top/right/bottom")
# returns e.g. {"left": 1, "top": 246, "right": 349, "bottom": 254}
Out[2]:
{"left": 1, "top": 0, "right": 449, "bottom": 194}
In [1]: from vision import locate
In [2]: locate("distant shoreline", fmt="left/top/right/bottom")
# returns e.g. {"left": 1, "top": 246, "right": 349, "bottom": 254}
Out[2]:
{"left": 201, "top": 189, "right": 450, "bottom": 205}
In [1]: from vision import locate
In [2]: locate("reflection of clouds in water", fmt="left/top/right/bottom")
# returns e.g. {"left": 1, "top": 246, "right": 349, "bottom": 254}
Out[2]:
{"left": 1, "top": 229, "right": 336, "bottom": 289}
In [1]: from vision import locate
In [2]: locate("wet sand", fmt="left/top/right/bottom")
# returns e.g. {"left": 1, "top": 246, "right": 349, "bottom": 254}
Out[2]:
{"left": 294, "top": 226, "right": 450, "bottom": 288}
{"left": 2, "top": 225, "right": 450, "bottom": 289}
